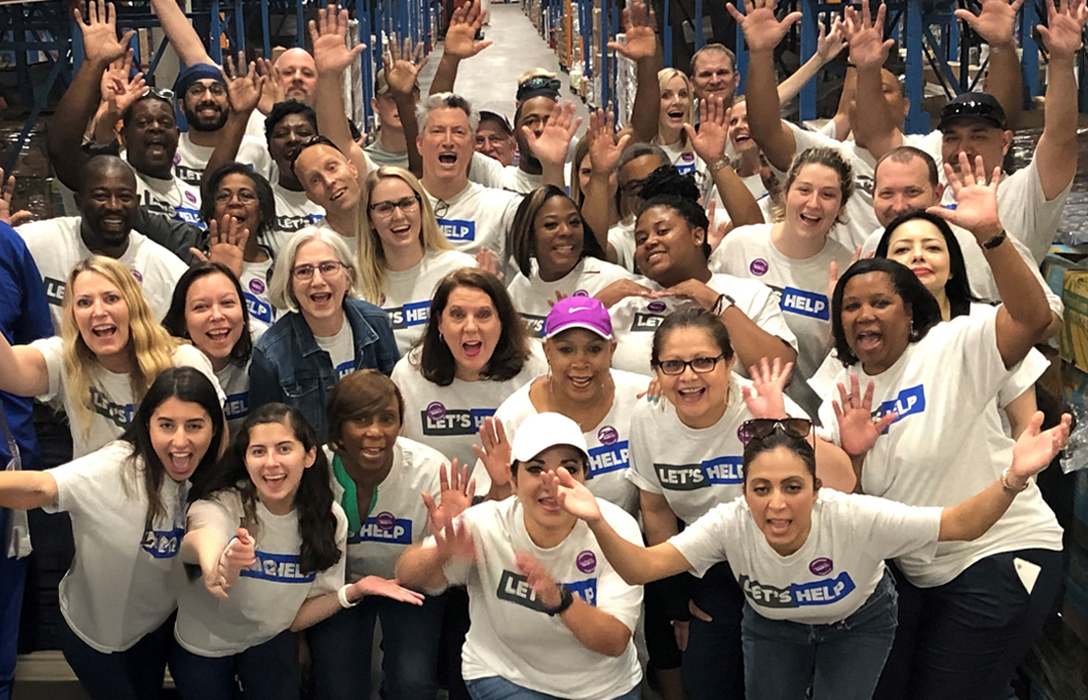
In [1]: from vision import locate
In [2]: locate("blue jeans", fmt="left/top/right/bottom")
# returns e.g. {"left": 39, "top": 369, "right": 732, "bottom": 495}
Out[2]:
{"left": 742, "top": 568, "right": 899, "bottom": 700}
{"left": 0, "top": 510, "right": 26, "bottom": 700}
{"left": 466, "top": 675, "right": 641, "bottom": 700}
{"left": 874, "top": 549, "right": 1063, "bottom": 700}
{"left": 307, "top": 592, "right": 446, "bottom": 700}
{"left": 58, "top": 612, "right": 174, "bottom": 700}
{"left": 169, "top": 629, "right": 299, "bottom": 700}
{"left": 681, "top": 561, "right": 745, "bottom": 700}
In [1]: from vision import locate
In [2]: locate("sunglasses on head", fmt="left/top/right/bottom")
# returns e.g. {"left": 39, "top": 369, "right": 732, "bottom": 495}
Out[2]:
{"left": 517, "top": 77, "right": 561, "bottom": 99}
{"left": 739, "top": 418, "right": 813, "bottom": 444}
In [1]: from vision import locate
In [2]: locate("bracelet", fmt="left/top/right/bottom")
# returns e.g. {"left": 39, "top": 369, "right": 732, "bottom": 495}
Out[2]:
{"left": 712, "top": 293, "right": 735, "bottom": 315}
{"left": 543, "top": 585, "right": 575, "bottom": 617}
{"left": 981, "top": 230, "right": 1007, "bottom": 250}
{"left": 707, "top": 157, "right": 731, "bottom": 173}
{"left": 1000, "top": 467, "right": 1031, "bottom": 494}
{"left": 337, "top": 584, "right": 358, "bottom": 609}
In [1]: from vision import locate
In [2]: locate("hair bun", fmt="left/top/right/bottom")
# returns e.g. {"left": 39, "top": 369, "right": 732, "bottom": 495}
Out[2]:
{"left": 638, "top": 166, "right": 701, "bottom": 203}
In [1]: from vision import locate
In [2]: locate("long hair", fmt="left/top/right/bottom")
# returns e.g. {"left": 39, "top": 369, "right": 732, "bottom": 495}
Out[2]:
{"left": 874, "top": 210, "right": 979, "bottom": 318}
{"left": 119, "top": 367, "right": 226, "bottom": 523}
{"left": 569, "top": 137, "right": 592, "bottom": 208}
{"left": 509, "top": 185, "right": 605, "bottom": 278}
{"left": 415, "top": 268, "right": 532, "bottom": 386}
{"left": 654, "top": 68, "right": 694, "bottom": 149}
{"left": 198, "top": 403, "right": 340, "bottom": 574}
{"left": 830, "top": 258, "right": 943, "bottom": 367}
{"left": 356, "top": 166, "right": 450, "bottom": 304}
{"left": 61, "top": 257, "right": 179, "bottom": 433}
{"left": 199, "top": 163, "right": 276, "bottom": 243}
{"left": 163, "top": 262, "right": 254, "bottom": 366}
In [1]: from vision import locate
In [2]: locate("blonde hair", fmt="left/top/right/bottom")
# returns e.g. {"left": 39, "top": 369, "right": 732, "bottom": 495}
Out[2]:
{"left": 356, "top": 166, "right": 450, "bottom": 304}
{"left": 60, "top": 256, "right": 179, "bottom": 433}
{"left": 655, "top": 68, "right": 694, "bottom": 149}
{"left": 268, "top": 228, "right": 359, "bottom": 312}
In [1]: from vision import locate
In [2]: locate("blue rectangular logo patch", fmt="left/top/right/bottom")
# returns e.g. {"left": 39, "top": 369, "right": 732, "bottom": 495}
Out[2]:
{"left": 438, "top": 218, "right": 476, "bottom": 241}
{"left": 780, "top": 286, "right": 829, "bottom": 321}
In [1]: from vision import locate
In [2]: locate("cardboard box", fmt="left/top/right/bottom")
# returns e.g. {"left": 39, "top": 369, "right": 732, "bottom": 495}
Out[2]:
{"left": 1044, "top": 251, "right": 1088, "bottom": 373}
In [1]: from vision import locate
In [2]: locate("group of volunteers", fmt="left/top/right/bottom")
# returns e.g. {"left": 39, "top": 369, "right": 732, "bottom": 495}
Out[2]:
{"left": 0, "top": 0, "right": 1083, "bottom": 699}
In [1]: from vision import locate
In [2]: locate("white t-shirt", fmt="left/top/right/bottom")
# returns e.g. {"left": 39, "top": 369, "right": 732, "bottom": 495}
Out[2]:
{"left": 44, "top": 441, "right": 189, "bottom": 653}
{"left": 132, "top": 168, "right": 205, "bottom": 229}
{"left": 381, "top": 248, "right": 476, "bottom": 355}
{"left": 467, "top": 151, "right": 506, "bottom": 189}
{"left": 32, "top": 338, "right": 222, "bottom": 458}
{"left": 670, "top": 490, "right": 941, "bottom": 624}
{"left": 608, "top": 274, "right": 797, "bottom": 377}
{"left": 217, "top": 360, "right": 252, "bottom": 436}
{"left": 628, "top": 379, "right": 806, "bottom": 527}
{"left": 239, "top": 257, "right": 276, "bottom": 325}
{"left": 431, "top": 497, "right": 643, "bottom": 700}
{"left": 363, "top": 139, "right": 409, "bottom": 169}
{"left": 507, "top": 257, "right": 634, "bottom": 338}
{"left": 175, "top": 491, "right": 347, "bottom": 656}
{"left": 267, "top": 183, "right": 326, "bottom": 258}
{"left": 474, "top": 370, "right": 648, "bottom": 514}
{"left": 314, "top": 322, "right": 356, "bottom": 379}
{"left": 17, "top": 216, "right": 189, "bottom": 328}
{"left": 425, "top": 181, "right": 522, "bottom": 260}
{"left": 816, "top": 309, "right": 1062, "bottom": 587}
{"left": 331, "top": 437, "right": 445, "bottom": 581}
{"left": 658, "top": 141, "right": 713, "bottom": 201}
{"left": 860, "top": 223, "right": 1063, "bottom": 319}
{"left": 174, "top": 132, "right": 274, "bottom": 186}
{"left": 710, "top": 223, "right": 854, "bottom": 379}
{"left": 608, "top": 219, "right": 637, "bottom": 274}
{"left": 391, "top": 347, "right": 549, "bottom": 471}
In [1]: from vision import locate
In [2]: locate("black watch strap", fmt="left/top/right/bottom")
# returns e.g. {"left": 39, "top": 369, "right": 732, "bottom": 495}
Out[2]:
{"left": 981, "top": 230, "right": 1007, "bottom": 249}
{"left": 545, "top": 585, "right": 574, "bottom": 616}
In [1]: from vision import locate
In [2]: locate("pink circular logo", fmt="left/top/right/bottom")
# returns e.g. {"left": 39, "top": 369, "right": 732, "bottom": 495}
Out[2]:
{"left": 573, "top": 289, "right": 589, "bottom": 297}
{"left": 809, "top": 557, "right": 833, "bottom": 576}
{"left": 681, "top": 152, "right": 695, "bottom": 162}
{"left": 249, "top": 278, "right": 266, "bottom": 294}
{"left": 185, "top": 191, "right": 197, "bottom": 203}
{"left": 749, "top": 259, "right": 769, "bottom": 276}
{"left": 426, "top": 401, "right": 446, "bottom": 421}
{"left": 576, "top": 550, "right": 597, "bottom": 574}
{"left": 131, "top": 269, "right": 143, "bottom": 283}
{"left": 172, "top": 153, "right": 181, "bottom": 165}
{"left": 597, "top": 426, "right": 618, "bottom": 445}
{"left": 376, "top": 511, "right": 396, "bottom": 531}
{"left": 647, "top": 300, "right": 667, "bottom": 313}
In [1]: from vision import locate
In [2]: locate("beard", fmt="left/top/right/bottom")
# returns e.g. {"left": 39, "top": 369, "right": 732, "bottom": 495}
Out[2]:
{"left": 184, "top": 103, "right": 228, "bottom": 132}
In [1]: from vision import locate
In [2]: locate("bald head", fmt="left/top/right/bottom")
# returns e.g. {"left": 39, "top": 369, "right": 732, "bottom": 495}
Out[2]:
{"left": 81, "top": 155, "right": 137, "bottom": 196}
{"left": 276, "top": 49, "right": 317, "bottom": 103}
{"left": 76, "top": 156, "right": 139, "bottom": 254}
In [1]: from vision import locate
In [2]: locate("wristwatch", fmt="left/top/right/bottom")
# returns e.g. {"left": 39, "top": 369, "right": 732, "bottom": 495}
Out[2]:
{"left": 544, "top": 585, "right": 575, "bottom": 616}
{"left": 707, "top": 157, "right": 732, "bottom": 173}
{"left": 713, "top": 293, "right": 736, "bottom": 316}
{"left": 981, "top": 230, "right": 1007, "bottom": 250}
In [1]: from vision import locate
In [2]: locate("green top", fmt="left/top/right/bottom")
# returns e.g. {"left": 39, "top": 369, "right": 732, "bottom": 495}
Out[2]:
{"left": 332, "top": 454, "right": 379, "bottom": 534}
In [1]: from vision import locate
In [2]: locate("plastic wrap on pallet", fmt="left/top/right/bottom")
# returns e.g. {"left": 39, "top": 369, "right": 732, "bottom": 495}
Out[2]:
{"left": 346, "top": 19, "right": 368, "bottom": 133}
{"left": 614, "top": 34, "right": 635, "bottom": 129}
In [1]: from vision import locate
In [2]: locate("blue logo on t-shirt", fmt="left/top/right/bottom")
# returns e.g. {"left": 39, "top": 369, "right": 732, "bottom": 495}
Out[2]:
{"left": 334, "top": 360, "right": 355, "bottom": 379}
{"left": 240, "top": 551, "right": 316, "bottom": 583}
{"left": 422, "top": 407, "right": 496, "bottom": 436}
{"left": 875, "top": 385, "right": 926, "bottom": 432}
{"left": 699, "top": 456, "right": 743, "bottom": 484}
{"left": 388, "top": 300, "right": 431, "bottom": 330}
{"left": 224, "top": 392, "right": 250, "bottom": 421}
{"left": 438, "top": 218, "right": 477, "bottom": 241}
{"left": 587, "top": 441, "right": 630, "bottom": 478}
{"left": 740, "top": 571, "right": 857, "bottom": 608}
{"left": 244, "top": 291, "right": 273, "bottom": 324}
{"left": 564, "top": 577, "right": 599, "bottom": 607}
{"left": 141, "top": 526, "right": 184, "bottom": 559}
{"left": 350, "top": 516, "right": 413, "bottom": 545}
{"left": 780, "top": 287, "right": 829, "bottom": 321}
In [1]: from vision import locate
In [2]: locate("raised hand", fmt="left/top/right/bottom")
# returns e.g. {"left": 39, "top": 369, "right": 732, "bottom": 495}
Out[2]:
{"left": 383, "top": 36, "right": 428, "bottom": 97}
{"left": 212, "top": 527, "right": 257, "bottom": 597}
{"left": 191, "top": 216, "right": 250, "bottom": 278}
{"left": 585, "top": 108, "right": 631, "bottom": 176}
{"left": 309, "top": 4, "right": 366, "bottom": 76}
{"left": 255, "top": 57, "right": 285, "bottom": 104}
{"left": 223, "top": 53, "right": 266, "bottom": 114}
{"left": 927, "top": 153, "right": 1003, "bottom": 243}
{"left": 816, "top": 18, "right": 846, "bottom": 63}
{"left": 842, "top": 2, "right": 895, "bottom": 69}
{"left": 76, "top": 2, "right": 136, "bottom": 66}
{"left": 742, "top": 358, "right": 793, "bottom": 419}
{"left": 725, "top": 0, "right": 802, "bottom": 54}
{"left": 515, "top": 552, "right": 563, "bottom": 608}
{"left": 524, "top": 102, "right": 582, "bottom": 168}
{"left": 444, "top": 0, "right": 492, "bottom": 60}
{"left": 472, "top": 416, "right": 512, "bottom": 488}
{"left": 350, "top": 576, "right": 426, "bottom": 605}
{"left": 956, "top": 0, "right": 1025, "bottom": 48}
{"left": 433, "top": 509, "right": 475, "bottom": 564}
{"left": 423, "top": 460, "right": 475, "bottom": 533}
{"left": 609, "top": 0, "right": 656, "bottom": 62}
{"left": 594, "top": 278, "right": 655, "bottom": 308}
{"left": 543, "top": 466, "right": 603, "bottom": 523}
{"left": 827, "top": 246, "right": 863, "bottom": 302}
{"left": 684, "top": 96, "right": 729, "bottom": 164}
{"left": 832, "top": 375, "right": 897, "bottom": 457}
{"left": 475, "top": 248, "right": 503, "bottom": 280}
{"left": 1037, "top": 0, "right": 1088, "bottom": 61}
{"left": 0, "top": 168, "right": 32, "bottom": 227}
{"left": 1008, "top": 411, "right": 1072, "bottom": 487}
{"left": 100, "top": 50, "right": 146, "bottom": 117}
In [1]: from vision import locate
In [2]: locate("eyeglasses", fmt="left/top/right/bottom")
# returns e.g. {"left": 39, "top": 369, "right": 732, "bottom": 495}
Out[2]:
{"left": 369, "top": 195, "right": 420, "bottom": 216}
{"left": 214, "top": 189, "right": 258, "bottom": 204}
{"left": 655, "top": 354, "right": 725, "bottom": 375}
{"left": 739, "top": 418, "right": 813, "bottom": 444}
{"left": 186, "top": 81, "right": 227, "bottom": 97}
{"left": 433, "top": 199, "right": 450, "bottom": 219}
{"left": 292, "top": 260, "right": 345, "bottom": 280}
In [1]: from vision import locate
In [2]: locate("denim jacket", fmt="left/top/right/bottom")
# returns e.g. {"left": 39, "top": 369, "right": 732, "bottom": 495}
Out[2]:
{"left": 249, "top": 298, "right": 399, "bottom": 439}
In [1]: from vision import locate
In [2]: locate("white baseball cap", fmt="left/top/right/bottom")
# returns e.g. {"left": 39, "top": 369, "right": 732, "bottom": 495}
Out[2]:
{"left": 510, "top": 412, "right": 589, "bottom": 464}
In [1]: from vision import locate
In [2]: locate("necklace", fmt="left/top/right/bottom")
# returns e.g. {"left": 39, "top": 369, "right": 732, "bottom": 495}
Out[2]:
{"left": 546, "top": 373, "right": 614, "bottom": 432}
